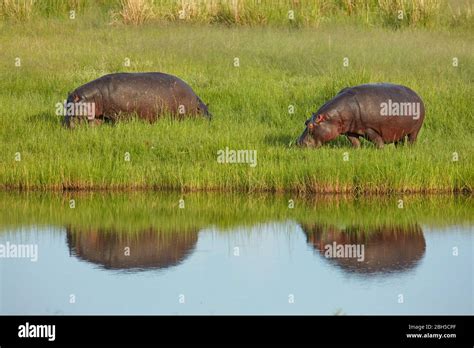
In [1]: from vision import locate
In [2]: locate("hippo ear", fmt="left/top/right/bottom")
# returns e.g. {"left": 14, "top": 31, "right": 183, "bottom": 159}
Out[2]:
{"left": 308, "top": 122, "right": 315, "bottom": 130}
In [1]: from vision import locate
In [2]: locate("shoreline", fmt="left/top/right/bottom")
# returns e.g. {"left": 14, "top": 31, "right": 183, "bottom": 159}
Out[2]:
{"left": 1, "top": 185, "right": 471, "bottom": 195}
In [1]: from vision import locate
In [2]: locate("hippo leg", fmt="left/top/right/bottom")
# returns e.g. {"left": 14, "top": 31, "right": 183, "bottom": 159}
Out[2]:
{"left": 68, "top": 116, "right": 85, "bottom": 129}
{"left": 346, "top": 134, "right": 361, "bottom": 148}
{"left": 365, "top": 128, "right": 384, "bottom": 149}
{"left": 88, "top": 119, "right": 104, "bottom": 127}
{"left": 407, "top": 130, "right": 419, "bottom": 145}
{"left": 394, "top": 137, "right": 406, "bottom": 147}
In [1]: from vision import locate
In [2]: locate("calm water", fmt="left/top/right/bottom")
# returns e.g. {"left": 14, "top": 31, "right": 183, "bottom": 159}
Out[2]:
{"left": 0, "top": 193, "right": 472, "bottom": 315}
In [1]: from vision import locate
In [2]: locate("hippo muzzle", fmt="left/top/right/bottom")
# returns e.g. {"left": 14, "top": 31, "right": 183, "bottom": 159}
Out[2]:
{"left": 296, "top": 128, "right": 320, "bottom": 148}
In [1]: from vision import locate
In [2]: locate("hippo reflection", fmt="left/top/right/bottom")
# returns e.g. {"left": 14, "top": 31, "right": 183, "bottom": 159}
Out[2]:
{"left": 301, "top": 223, "right": 425, "bottom": 276}
{"left": 66, "top": 226, "right": 198, "bottom": 272}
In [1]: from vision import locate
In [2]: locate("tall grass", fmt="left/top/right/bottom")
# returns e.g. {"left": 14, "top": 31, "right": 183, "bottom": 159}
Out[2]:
{"left": 0, "top": 0, "right": 472, "bottom": 29}
{"left": 378, "top": 0, "right": 442, "bottom": 28}
{"left": 0, "top": 0, "right": 35, "bottom": 21}
{"left": 0, "top": 0, "right": 109, "bottom": 20}
{"left": 112, "top": 0, "right": 155, "bottom": 24}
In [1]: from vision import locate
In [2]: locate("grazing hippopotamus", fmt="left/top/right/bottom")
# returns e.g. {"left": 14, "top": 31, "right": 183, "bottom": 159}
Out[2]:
{"left": 297, "top": 83, "right": 425, "bottom": 148}
{"left": 64, "top": 72, "right": 211, "bottom": 128}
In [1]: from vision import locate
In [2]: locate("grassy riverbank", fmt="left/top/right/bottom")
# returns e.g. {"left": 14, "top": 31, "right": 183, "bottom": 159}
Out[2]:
{"left": 0, "top": 6, "right": 472, "bottom": 193}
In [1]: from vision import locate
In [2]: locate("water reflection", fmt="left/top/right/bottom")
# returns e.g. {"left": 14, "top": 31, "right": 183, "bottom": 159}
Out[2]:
{"left": 64, "top": 221, "right": 427, "bottom": 278}
{"left": 0, "top": 193, "right": 471, "bottom": 314}
{"left": 66, "top": 226, "right": 198, "bottom": 272}
{"left": 302, "top": 223, "right": 426, "bottom": 276}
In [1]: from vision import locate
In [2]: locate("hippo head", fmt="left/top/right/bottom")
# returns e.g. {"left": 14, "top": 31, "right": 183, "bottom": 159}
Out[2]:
{"left": 296, "top": 113, "right": 339, "bottom": 148}
{"left": 63, "top": 92, "right": 97, "bottom": 128}
{"left": 197, "top": 101, "right": 213, "bottom": 120}
{"left": 63, "top": 93, "right": 81, "bottom": 128}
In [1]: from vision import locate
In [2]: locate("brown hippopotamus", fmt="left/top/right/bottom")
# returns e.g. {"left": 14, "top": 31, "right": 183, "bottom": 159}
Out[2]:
{"left": 297, "top": 83, "right": 425, "bottom": 148}
{"left": 64, "top": 72, "right": 211, "bottom": 128}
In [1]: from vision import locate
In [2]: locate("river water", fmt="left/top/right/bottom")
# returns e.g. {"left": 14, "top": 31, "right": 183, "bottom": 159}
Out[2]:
{"left": 0, "top": 192, "right": 472, "bottom": 315}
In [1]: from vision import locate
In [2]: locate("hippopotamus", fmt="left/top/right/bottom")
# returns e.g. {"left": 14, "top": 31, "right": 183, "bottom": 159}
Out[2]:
{"left": 64, "top": 72, "right": 211, "bottom": 128}
{"left": 297, "top": 83, "right": 425, "bottom": 148}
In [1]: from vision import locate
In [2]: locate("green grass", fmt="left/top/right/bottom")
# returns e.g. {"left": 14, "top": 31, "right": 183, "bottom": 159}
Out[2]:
{"left": 0, "top": 14, "right": 472, "bottom": 193}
